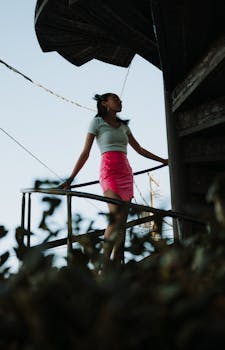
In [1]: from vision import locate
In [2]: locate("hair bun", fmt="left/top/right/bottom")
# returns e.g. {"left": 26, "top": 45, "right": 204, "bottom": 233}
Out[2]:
{"left": 93, "top": 94, "right": 102, "bottom": 101}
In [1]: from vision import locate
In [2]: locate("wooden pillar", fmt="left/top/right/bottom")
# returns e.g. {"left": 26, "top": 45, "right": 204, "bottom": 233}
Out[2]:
{"left": 163, "top": 89, "right": 187, "bottom": 240}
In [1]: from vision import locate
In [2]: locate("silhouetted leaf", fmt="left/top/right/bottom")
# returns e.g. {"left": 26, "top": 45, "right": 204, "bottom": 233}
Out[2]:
{"left": 0, "top": 252, "right": 10, "bottom": 267}
{"left": 0, "top": 225, "right": 8, "bottom": 238}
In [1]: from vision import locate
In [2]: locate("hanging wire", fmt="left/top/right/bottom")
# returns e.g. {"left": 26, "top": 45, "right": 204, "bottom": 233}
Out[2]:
{"left": 134, "top": 179, "right": 149, "bottom": 206}
{"left": 0, "top": 126, "right": 105, "bottom": 213}
{"left": 0, "top": 58, "right": 96, "bottom": 112}
{"left": 0, "top": 126, "right": 63, "bottom": 181}
{"left": 120, "top": 63, "right": 132, "bottom": 98}
{"left": 121, "top": 53, "right": 157, "bottom": 210}
{"left": 0, "top": 126, "right": 103, "bottom": 211}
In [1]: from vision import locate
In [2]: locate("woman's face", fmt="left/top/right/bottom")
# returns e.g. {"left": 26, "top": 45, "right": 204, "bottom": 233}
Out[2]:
{"left": 103, "top": 94, "right": 122, "bottom": 113}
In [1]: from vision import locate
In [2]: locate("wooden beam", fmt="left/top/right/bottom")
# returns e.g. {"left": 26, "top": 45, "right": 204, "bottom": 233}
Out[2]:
{"left": 177, "top": 97, "right": 225, "bottom": 136}
{"left": 172, "top": 35, "right": 225, "bottom": 112}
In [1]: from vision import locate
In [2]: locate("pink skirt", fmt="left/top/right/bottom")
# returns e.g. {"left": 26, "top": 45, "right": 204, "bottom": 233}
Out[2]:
{"left": 100, "top": 151, "right": 133, "bottom": 201}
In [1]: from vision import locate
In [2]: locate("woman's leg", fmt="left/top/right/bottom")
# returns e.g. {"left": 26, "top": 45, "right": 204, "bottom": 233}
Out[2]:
{"left": 103, "top": 189, "right": 128, "bottom": 267}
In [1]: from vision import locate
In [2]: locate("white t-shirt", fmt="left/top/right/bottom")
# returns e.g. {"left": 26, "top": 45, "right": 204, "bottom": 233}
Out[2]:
{"left": 88, "top": 116, "right": 131, "bottom": 154}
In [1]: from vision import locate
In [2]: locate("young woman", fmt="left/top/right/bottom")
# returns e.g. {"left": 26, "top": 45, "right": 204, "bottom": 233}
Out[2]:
{"left": 60, "top": 93, "right": 168, "bottom": 268}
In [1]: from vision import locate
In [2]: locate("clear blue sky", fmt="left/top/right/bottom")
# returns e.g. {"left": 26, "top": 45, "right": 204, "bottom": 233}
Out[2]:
{"left": 0, "top": 1, "right": 170, "bottom": 266}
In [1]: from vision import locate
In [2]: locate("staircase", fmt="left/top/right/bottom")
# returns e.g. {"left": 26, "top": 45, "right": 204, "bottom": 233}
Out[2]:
{"left": 152, "top": 1, "right": 225, "bottom": 237}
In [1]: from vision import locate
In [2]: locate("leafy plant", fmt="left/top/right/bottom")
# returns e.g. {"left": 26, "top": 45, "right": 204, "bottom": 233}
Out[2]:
{"left": 1, "top": 178, "right": 225, "bottom": 349}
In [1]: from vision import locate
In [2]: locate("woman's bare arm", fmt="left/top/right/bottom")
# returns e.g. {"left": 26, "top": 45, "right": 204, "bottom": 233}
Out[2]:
{"left": 128, "top": 132, "right": 168, "bottom": 164}
{"left": 59, "top": 133, "right": 95, "bottom": 188}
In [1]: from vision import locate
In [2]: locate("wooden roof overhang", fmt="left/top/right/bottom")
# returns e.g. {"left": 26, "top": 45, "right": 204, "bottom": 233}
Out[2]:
{"left": 35, "top": 0, "right": 160, "bottom": 68}
{"left": 35, "top": 1, "right": 225, "bottom": 90}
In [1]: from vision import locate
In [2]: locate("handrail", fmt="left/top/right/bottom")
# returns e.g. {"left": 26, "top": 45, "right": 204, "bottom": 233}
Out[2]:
{"left": 21, "top": 188, "right": 204, "bottom": 224}
{"left": 70, "top": 164, "right": 167, "bottom": 188}
{"left": 19, "top": 163, "right": 207, "bottom": 257}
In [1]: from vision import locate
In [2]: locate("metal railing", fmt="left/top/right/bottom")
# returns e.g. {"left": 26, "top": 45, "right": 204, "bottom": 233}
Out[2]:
{"left": 20, "top": 176, "right": 205, "bottom": 258}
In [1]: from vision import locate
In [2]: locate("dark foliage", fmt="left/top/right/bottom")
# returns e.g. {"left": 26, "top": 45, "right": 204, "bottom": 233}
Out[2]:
{"left": 1, "top": 179, "right": 225, "bottom": 349}
{"left": 0, "top": 224, "right": 225, "bottom": 349}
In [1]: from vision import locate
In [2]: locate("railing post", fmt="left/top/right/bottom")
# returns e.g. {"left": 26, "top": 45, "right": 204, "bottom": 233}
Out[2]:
{"left": 27, "top": 193, "right": 32, "bottom": 248}
{"left": 67, "top": 194, "right": 73, "bottom": 263}
{"left": 21, "top": 192, "right": 26, "bottom": 245}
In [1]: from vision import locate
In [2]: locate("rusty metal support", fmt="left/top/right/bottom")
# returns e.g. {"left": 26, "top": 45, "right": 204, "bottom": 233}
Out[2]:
{"left": 21, "top": 193, "right": 26, "bottom": 229}
{"left": 67, "top": 194, "right": 73, "bottom": 262}
{"left": 20, "top": 192, "right": 26, "bottom": 246}
{"left": 27, "top": 193, "right": 32, "bottom": 248}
